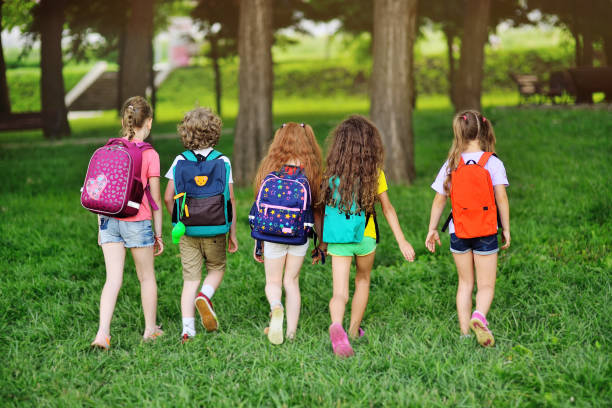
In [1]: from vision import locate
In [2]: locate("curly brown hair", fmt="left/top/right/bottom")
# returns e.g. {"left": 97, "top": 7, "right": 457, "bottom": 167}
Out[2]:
{"left": 178, "top": 107, "right": 222, "bottom": 150}
{"left": 322, "top": 115, "right": 384, "bottom": 214}
{"left": 253, "top": 122, "right": 323, "bottom": 209}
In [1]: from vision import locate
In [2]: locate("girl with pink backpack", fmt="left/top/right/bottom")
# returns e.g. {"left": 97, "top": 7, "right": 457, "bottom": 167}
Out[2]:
{"left": 90, "top": 96, "right": 164, "bottom": 349}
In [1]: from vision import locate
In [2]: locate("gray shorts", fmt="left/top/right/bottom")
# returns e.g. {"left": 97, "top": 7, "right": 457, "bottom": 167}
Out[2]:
{"left": 98, "top": 216, "right": 154, "bottom": 248}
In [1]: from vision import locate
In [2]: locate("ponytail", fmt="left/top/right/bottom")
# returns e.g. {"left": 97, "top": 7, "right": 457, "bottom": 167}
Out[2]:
{"left": 120, "top": 96, "right": 153, "bottom": 140}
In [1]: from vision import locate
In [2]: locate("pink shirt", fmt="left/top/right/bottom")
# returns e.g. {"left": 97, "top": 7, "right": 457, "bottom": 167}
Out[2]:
{"left": 431, "top": 151, "right": 508, "bottom": 234}
{"left": 120, "top": 148, "right": 160, "bottom": 222}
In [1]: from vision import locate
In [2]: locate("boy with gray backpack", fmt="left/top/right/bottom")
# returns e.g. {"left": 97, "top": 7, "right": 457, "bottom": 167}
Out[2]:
{"left": 163, "top": 108, "right": 238, "bottom": 343}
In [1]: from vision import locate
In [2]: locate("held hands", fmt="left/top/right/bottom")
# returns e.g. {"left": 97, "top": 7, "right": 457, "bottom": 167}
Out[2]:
{"left": 311, "top": 243, "right": 327, "bottom": 265}
{"left": 425, "top": 229, "right": 441, "bottom": 253}
{"left": 153, "top": 235, "right": 164, "bottom": 256}
{"left": 228, "top": 233, "right": 239, "bottom": 253}
{"left": 501, "top": 229, "right": 511, "bottom": 250}
{"left": 399, "top": 239, "right": 415, "bottom": 262}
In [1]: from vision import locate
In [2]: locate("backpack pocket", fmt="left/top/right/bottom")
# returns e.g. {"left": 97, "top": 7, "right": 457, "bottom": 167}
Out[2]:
{"left": 181, "top": 194, "right": 225, "bottom": 226}
{"left": 323, "top": 205, "right": 365, "bottom": 243}
{"left": 252, "top": 204, "right": 303, "bottom": 238}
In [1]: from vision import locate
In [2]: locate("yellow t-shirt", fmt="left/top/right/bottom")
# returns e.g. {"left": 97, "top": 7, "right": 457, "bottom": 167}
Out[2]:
{"left": 363, "top": 170, "right": 388, "bottom": 239}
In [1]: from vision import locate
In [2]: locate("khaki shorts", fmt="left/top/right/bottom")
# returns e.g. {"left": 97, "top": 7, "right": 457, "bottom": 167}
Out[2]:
{"left": 179, "top": 234, "right": 227, "bottom": 281}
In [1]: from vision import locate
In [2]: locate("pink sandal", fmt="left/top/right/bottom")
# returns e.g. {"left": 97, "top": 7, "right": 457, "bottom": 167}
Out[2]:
{"left": 469, "top": 311, "right": 495, "bottom": 347}
{"left": 329, "top": 323, "right": 354, "bottom": 357}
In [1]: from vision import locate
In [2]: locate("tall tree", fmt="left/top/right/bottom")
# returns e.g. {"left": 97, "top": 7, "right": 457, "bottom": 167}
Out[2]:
{"left": 119, "top": 0, "right": 155, "bottom": 107}
{"left": 233, "top": 0, "right": 273, "bottom": 186}
{"left": 454, "top": 0, "right": 491, "bottom": 112}
{"left": 0, "top": 0, "right": 11, "bottom": 114}
{"left": 370, "top": 0, "right": 418, "bottom": 183}
{"left": 34, "top": 0, "right": 70, "bottom": 139}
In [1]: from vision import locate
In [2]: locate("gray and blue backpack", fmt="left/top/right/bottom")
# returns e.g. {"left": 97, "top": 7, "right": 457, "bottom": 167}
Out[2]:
{"left": 172, "top": 150, "right": 232, "bottom": 237}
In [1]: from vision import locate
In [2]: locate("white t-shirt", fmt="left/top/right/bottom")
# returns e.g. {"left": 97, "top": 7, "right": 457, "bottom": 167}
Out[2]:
{"left": 165, "top": 147, "right": 233, "bottom": 184}
{"left": 431, "top": 151, "right": 508, "bottom": 234}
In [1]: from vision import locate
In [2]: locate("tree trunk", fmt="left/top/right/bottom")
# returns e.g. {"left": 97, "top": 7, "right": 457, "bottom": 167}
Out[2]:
{"left": 0, "top": 0, "right": 11, "bottom": 114}
{"left": 443, "top": 25, "right": 457, "bottom": 108}
{"left": 581, "top": 30, "right": 594, "bottom": 67}
{"left": 454, "top": 0, "right": 490, "bottom": 112}
{"left": 119, "top": 0, "right": 154, "bottom": 105}
{"left": 233, "top": 0, "right": 273, "bottom": 186}
{"left": 39, "top": 0, "right": 70, "bottom": 139}
{"left": 370, "top": 0, "right": 417, "bottom": 183}
{"left": 571, "top": 28, "right": 582, "bottom": 67}
{"left": 210, "top": 35, "right": 223, "bottom": 116}
{"left": 604, "top": 32, "right": 612, "bottom": 67}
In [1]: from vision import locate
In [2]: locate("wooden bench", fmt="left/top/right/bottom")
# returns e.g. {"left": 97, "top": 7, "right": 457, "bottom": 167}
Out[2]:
{"left": 544, "top": 70, "right": 576, "bottom": 104}
{"left": 567, "top": 67, "right": 612, "bottom": 103}
{"left": 0, "top": 112, "right": 43, "bottom": 131}
{"left": 509, "top": 74, "right": 543, "bottom": 105}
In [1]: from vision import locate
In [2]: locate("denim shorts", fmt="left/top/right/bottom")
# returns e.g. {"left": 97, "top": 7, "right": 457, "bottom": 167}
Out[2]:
{"left": 98, "top": 216, "right": 154, "bottom": 248}
{"left": 450, "top": 233, "right": 498, "bottom": 255}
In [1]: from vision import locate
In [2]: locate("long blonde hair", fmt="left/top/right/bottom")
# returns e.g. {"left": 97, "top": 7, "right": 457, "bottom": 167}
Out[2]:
{"left": 253, "top": 122, "right": 323, "bottom": 209}
{"left": 444, "top": 110, "right": 496, "bottom": 194}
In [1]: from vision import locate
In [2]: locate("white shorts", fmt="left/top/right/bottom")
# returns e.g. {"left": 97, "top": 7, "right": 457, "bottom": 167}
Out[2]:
{"left": 263, "top": 240, "right": 310, "bottom": 259}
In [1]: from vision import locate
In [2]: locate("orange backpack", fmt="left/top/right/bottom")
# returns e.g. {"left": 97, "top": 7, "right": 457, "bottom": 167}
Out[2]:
{"left": 446, "top": 152, "right": 498, "bottom": 238}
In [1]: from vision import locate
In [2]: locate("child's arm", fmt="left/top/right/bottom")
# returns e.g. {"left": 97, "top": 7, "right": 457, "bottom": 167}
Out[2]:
{"left": 163, "top": 179, "right": 175, "bottom": 215}
{"left": 425, "top": 192, "right": 447, "bottom": 253}
{"left": 494, "top": 185, "right": 510, "bottom": 249}
{"left": 311, "top": 207, "right": 326, "bottom": 264}
{"left": 149, "top": 176, "right": 164, "bottom": 256}
{"left": 379, "top": 191, "right": 415, "bottom": 261}
{"left": 227, "top": 183, "right": 238, "bottom": 253}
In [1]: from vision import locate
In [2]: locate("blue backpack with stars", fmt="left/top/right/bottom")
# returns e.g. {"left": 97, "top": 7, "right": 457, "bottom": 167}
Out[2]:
{"left": 249, "top": 165, "right": 314, "bottom": 246}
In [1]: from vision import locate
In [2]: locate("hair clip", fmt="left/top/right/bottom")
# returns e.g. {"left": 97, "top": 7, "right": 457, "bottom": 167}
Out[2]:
{"left": 462, "top": 115, "right": 467, "bottom": 121}
{"left": 482, "top": 117, "right": 487, "bottom": 122}
{"left": 300, "top": 123, "right": 305, "bottom": 127}
{"left": 281, "top": 123, "right": 286, "bottom": 128}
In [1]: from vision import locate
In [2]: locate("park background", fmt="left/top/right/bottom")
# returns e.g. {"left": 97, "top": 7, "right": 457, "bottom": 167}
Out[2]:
{"left": 0, "top": 0, "right": 610, "bottom": 407}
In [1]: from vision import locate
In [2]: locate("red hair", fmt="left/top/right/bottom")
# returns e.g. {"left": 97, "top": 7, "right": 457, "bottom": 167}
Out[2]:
{"left": 253, "top": 122, "right": 323, "bottom": 209}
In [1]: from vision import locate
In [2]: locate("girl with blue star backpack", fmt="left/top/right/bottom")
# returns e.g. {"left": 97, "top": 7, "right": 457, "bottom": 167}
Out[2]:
{"left": 249, "top": 122, "right": 325, "bottom": 345}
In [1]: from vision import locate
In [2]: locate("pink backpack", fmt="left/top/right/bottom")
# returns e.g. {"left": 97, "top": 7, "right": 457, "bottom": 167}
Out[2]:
{"left": 80, "top": 138, "right": 159, "bottom": 217}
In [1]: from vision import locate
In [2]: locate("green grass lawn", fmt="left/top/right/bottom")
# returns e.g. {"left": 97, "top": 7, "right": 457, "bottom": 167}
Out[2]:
{"left": 0, "top": 105, "right": 610, "bottom": 406}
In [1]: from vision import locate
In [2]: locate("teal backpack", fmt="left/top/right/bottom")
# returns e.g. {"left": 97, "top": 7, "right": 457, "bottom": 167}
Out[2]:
{"left": 323, "top": 177, "right": 366, "bottom": 244}
{"left": 172, "top": 150, "right": 232, "bottom": 238}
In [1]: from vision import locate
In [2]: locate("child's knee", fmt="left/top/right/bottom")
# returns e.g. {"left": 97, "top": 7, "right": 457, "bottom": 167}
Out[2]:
{"left": 331, "top": 292, "right": 349, "bottom": 305}
{"left": 283, "top": 275, "right": 299, "bottom": 290}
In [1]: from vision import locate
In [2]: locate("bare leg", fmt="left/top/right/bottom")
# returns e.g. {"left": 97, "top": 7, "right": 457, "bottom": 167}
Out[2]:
{"left": 202, "top": 267, "right": 225, "bottom": 292}
{"left": 181, "top": 280, "right": 200, "bottom": 318}
{"left": 283, "top": 253, "right": 306, "bottom": 338}
{"left": 348, "top": 252, "right": 375, "bottom": 338}
{"left": 131, "top": 246, "right": 160, "bottom": 338}
{"left": 453, "top": 251, "right": 475, "bottom": 335}
{"left": 474, "top": 253, "right": 498, "bottom": 317}
{"left": 264, "top": 255, "right": 286, "bottom": 308}
{"left": 95, "top": 243, "right": 126, "bottom": 342}
{"left": 329, "top": 256, "right": 352, "bottom": 324}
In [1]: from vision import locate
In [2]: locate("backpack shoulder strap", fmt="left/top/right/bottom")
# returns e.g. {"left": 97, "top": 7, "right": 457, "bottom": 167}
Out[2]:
{"left": 181, "top": 150, "right": 198, "bottom": 162}
{"left": 477, "top": 152, "right": 494, "bottom": 167}
{"left": 206, "top": 149, "right": 223, "bottom": 161}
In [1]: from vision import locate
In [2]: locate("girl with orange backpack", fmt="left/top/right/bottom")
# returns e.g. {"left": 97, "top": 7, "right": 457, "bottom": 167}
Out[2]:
{"left": 425, "top": 110, "right": 510, "bottom": 347}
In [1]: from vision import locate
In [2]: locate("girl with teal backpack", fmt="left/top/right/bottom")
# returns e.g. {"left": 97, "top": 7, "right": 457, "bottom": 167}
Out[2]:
{"left": 321, "top": 115, "right": 416, "bottom": 357}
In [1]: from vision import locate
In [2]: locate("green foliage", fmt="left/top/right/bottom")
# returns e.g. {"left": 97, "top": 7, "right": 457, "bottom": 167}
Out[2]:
{"left": 0, "top": 106, "right": 610, "bottom": 406}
